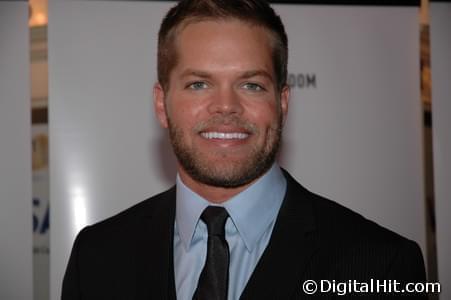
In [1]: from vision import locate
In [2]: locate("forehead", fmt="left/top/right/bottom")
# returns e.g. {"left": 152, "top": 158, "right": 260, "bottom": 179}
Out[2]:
{"left": 172, "top": 19, "right": 275, "bottom": 75}
{"left": 176, "top": 17, "right": 274, "bottom": 40}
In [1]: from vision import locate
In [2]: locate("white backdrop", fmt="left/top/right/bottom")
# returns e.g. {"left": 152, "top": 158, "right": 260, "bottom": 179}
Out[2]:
{"left": 0, "top": 2, "right": 33, "bottom": 299}
{"left": 430, "top": 2, "right": 451, "bottom": 298}
{"left": 48, "top": 1, "right": 425, "bottom": 299}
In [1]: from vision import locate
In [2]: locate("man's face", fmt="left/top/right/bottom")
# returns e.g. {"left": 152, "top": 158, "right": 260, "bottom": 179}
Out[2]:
{"left": 154, "top": 19, "right": 289, "bottom": 188}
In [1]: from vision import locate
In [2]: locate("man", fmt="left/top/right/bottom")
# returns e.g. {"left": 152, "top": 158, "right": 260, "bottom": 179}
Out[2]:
{"left": 62, "top": 0, "right": 426, "bottom": 299}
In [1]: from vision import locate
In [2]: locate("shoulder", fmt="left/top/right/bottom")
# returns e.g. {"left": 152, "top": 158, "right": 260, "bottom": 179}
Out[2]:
{"left": 282, "top": 169, "right": 425, "bottom": 279}
{"left": 282, "top": 168, "right": 414, "bottom": 244}
{"left": 62, "top": 187, "right": 176, "bottom": 297}
{"left": 310, "top": 189, "right": 422, "bottom": 260}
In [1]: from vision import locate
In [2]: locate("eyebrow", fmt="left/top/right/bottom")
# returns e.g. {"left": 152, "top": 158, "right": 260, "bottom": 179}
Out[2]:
{"left": 179, "top": 69, "right": 212, "bottom": 79}
{"left": 239, "top": 70, "right": 274, "bottom": 81}
{"left": 179, "top": 69, "right": 274, "bottom": 81}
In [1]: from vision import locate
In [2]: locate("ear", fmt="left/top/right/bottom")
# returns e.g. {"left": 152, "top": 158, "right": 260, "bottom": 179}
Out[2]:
{"left": 280, "top": 85, "right": 290, "bottom": 126}
{"left": 153, "top": 82, "right": 169, "bottom": 128}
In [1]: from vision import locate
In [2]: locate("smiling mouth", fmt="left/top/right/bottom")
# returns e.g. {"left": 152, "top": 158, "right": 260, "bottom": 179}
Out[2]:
{"left": 200, "top": 132, "right": 249, "bottom": 140}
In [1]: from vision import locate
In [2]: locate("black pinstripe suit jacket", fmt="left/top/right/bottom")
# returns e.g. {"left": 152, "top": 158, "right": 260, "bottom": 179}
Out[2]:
{"left": 62, "top": 170, "right": 426, "bottom": 299}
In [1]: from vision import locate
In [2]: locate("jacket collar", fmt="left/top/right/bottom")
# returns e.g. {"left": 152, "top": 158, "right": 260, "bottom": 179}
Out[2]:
{"left": 135, "top": 186, "right": 177, "bottom": 300}
{"left": 132, "top": 169, "right": 318, "bottom": 300}
{"left": 239, "top": 169, "right": 318, "bottom": 299}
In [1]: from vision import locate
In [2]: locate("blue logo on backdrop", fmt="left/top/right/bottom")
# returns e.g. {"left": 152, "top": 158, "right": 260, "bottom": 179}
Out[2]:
{"left": 33, "top": 197, "right": 49, "bottom": 234}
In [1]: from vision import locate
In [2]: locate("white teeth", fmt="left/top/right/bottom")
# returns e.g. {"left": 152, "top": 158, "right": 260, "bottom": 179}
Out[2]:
{"left": 201, "top": 132, "right": 249, "bottom": 140}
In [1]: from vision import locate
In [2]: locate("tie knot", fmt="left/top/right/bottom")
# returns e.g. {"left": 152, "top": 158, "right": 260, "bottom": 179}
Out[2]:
{"left": 201, "top": 206, "right": 229, "bottom": 236}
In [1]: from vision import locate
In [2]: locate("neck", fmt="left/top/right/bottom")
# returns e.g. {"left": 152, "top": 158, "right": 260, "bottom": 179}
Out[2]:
{"left": 178, "top": 167, "right": 258, "bottom": 204}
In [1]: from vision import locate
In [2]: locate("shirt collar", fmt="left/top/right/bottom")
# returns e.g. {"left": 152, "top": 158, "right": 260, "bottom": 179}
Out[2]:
{"left": 176, "top": 164, "right": 286, "bottom": 252}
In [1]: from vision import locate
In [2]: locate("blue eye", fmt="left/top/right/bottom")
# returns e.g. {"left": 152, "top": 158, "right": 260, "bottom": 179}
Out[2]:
{"left": 188, "top": 81, "right": 208, "bottom": 90}
{"left": 242, "top": 82, "right": 264, "bottom": 91}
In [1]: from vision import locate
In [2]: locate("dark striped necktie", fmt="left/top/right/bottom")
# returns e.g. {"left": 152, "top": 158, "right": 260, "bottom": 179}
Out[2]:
{"left": 193, "top": 206, "right": 230, "bottom": 300}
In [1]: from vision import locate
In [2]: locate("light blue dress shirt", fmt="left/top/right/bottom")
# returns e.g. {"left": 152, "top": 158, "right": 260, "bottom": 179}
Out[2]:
{"left": 174, "top": 164, "right": 287, "bottom": 300}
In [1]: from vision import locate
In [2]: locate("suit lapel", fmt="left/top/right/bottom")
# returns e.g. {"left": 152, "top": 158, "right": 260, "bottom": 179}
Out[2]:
{"left": 240, "top": 171, "right": 318, "bottom": 299}
{"left": 135, "top": 187, "right": 177, "bottom": 300}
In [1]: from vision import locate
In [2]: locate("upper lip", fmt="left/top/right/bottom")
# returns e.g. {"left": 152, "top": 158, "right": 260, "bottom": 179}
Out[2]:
{"left": 199, "top": 126, "right": 251, "bottom": 134}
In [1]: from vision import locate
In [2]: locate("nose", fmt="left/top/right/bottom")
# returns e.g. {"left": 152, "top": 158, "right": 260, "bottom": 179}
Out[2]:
{"left": 207, "top": 86, "right": 244, "bottom": 115}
